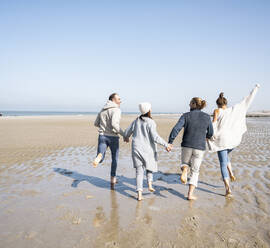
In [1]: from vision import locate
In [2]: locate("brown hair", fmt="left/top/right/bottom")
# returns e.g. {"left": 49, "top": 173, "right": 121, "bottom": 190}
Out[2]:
{"left": 191, "top": 97, "right": 206, "bottom": 110}
{"left": 216, "top": 92, "right": 227, "bottom": 107}
{"left": 109, "top": 93, "right": 118, "bottom": 101}
{"left": 139, "top": 111, "right": 152, "bottom": 120}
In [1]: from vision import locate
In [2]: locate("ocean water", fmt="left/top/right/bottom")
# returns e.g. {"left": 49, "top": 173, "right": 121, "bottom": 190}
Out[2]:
{"left": 0, "top": 111, "right": 99, "bottom": 116}
{"left": 0, "top": 111, "right": 181, "bottom": 117}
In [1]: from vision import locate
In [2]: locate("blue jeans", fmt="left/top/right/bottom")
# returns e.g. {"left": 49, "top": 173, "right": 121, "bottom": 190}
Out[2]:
{"left": 217, "top": 149, "right": 233, "bottom": 180}
{"left": 97, "top": 135, "right": 119, "bottom": 177}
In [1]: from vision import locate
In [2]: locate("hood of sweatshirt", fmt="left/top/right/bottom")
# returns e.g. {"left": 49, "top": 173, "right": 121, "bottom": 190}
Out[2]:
{"left": 102, "top": 100, "right": 119, "bottom": 110}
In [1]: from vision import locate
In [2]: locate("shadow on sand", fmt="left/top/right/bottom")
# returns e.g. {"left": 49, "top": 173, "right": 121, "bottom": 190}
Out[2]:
{"left": 54, "top": 168, "right": 188, "bottom": 200}
{"left": 155, "top": 171, "right": 224, "bottom": 197}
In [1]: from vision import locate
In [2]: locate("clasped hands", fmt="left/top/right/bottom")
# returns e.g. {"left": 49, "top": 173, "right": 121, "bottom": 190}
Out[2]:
{"left": 166, "top": 143, "right": 173, "bottom": 152}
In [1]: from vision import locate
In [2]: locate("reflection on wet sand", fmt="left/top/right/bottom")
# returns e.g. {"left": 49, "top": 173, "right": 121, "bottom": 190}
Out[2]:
{"left": 93, "top": 191, "right": 120, "bottom": 247}
{"left": 0, "top": 116, "right": 270, "bottom": 247}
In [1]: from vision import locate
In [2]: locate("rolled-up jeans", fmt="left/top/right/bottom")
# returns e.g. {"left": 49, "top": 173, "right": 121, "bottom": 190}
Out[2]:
{"left": 97, "top": 135, "right": 119, "bottom": 177}
{"left": 217, "top": 149, "right": 233, "bottom": 180}
{"left": 181, "top": 147, "right": 205, "bottom": 187}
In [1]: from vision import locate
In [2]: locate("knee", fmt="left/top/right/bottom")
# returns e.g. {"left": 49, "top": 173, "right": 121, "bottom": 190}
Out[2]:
{"left": 220, "top": 161, "right": 228, "bottom": 168}
{"left": 191, "top": 167, "right": 200, "bottom": 174}
{"left": 136, "top": 167, "right": 143, "bottom": 175}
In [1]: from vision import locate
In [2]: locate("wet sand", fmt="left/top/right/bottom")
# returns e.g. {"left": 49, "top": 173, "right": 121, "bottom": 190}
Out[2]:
{"left": 0, "top": 115, "right": 270, "bottom": 247}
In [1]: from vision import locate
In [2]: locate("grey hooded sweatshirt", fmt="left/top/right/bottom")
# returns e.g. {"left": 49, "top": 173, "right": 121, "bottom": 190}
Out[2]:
{"left": 94, "top": 100, "right": 124, "bottom": 137}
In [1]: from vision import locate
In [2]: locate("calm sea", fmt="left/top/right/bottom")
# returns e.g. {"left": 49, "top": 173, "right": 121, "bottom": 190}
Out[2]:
{"left": 0, "top": 111, "right": 180, "bottom": 117}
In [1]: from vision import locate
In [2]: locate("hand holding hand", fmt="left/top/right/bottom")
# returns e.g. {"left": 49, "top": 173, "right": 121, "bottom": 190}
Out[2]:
{"left": 123, "top": 137, "right": 129, "bottom": 143}
{"left": 166, "top": 144, "right": 173, "bottom": 152}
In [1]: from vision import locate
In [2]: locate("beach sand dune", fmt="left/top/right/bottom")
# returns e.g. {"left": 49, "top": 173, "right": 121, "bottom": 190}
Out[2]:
{"left": 0, "top": 115, "right": 269, "bottom": 247}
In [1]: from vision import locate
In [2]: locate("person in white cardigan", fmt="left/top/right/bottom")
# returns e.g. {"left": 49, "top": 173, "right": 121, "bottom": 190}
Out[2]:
{"left": 124, "top": 103, "right": 172, "bottom": 201}
{"left": 208, "top": 84, "right": 260, "bottom": 197}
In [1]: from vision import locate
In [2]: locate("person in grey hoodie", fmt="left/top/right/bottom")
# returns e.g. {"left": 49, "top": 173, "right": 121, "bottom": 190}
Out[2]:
{"left": 124, "top": 102, "right": 172, "bottom": 201}
{"left": 93, "top": 93, "right": 124, "bottom": 185}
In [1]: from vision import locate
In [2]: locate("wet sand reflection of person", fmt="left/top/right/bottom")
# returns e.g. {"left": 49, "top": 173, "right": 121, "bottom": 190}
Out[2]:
{"left": 93, "top": 190, "right": 120, "bottom": 247}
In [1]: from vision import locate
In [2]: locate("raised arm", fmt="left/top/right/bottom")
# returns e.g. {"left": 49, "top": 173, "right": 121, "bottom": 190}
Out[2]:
{"left": 239, "top": 84, "right": 260, "bottom": 111}
{"left": 168, "top": 115, "right": 185, "bottom": 144}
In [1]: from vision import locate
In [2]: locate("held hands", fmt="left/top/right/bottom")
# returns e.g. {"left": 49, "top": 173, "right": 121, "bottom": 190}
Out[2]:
{"left": 166, "top": 144, "right": 173, "bottom": 152}
{"left": 123, "top": 136, "right": 129, "bottom": 143}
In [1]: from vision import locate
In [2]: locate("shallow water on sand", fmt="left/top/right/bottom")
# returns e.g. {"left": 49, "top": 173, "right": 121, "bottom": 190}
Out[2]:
{"left": 0, "top": 118, "right": 270, "bottom": 247}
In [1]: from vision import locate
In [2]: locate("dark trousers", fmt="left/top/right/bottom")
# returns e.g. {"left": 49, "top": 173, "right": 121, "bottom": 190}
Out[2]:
{"left": 97, "top": 135, "right": 119, "bottom": 177}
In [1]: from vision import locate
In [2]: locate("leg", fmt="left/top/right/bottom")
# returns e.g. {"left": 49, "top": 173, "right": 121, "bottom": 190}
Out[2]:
{"left": 180, "top": 147, "right": 192, "bottom": 184}
{"left": 109, "top": 137, "right": 119, "bottom": 183}
{"left": 146, "top": 170, "right": 155, "bottom": 192}
{"left": 217, "top": 150, "right": 231, "bottom": 196}
{"left": 226, "top": 149, "right": 236, "bottom": 181}
{"left": 188, "top": 185, "right": 196, "bottom": 200}
{"left": 136, "top": 165, "right": 144, "bottom": 201}
{"left": 93, "top": 135, "right": 108, "bottom": 167}
{"left": 188, "top": 149, "right": 204, "bottom": 200}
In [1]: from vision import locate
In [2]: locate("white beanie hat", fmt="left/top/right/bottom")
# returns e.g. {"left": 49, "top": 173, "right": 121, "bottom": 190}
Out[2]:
{"left": 139, "top": 102, "right": 151, "bottom": 115}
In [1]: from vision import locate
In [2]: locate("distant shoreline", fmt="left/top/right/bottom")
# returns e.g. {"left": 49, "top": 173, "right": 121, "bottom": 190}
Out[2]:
{"left": 0, "top": 111, "right": 270, "bottom": 118}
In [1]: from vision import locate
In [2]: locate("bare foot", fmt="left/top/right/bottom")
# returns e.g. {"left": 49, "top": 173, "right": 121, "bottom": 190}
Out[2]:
{"left": 225, "top": 191, "right": 233, "bottom": 198}
{"left": 137, "top": 191, "right": 143, "bottom": 201}
{"left": 181, "top": 166, "right": 188, "bottom": 184}
{"left": 230, "top": 175, "right": 236, "bottom": 182}
{"left": 148, "top": 182, "right": 155, "bottom": 192}
{"left": 111, "top": 177, "right": 118, "bottom": 184}
{"left": 225, "top": 187, "right": 233, "bottom": 197}
{"left": 187, "top": 195, "right": 197, "bottom": 201}
{"left": 148, "top": 186, "right": 155, "bottom": 192}
{"left": 93, "top": 153, "right": 102, "bottom": 167}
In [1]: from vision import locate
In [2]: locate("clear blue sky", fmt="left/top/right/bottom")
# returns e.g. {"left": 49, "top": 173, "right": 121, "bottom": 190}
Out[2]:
{"left": 0, "top": 0, "right": 269, "bottom": 113}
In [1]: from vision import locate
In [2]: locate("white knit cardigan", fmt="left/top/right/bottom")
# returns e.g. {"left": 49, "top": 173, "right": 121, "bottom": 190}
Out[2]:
{"left": 207, "top": 85, "right": 260, "bottom": 152}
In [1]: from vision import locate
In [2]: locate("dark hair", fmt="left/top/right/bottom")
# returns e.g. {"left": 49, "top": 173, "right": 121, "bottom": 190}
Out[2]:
{"left": 191, "top": 97, "right": 206, "bottom": 110}
{"left": 109, "top": 93, "right": 118, "bottom": 101}
{"left": 216, "top": 92, "right": 227, "bottom": 107}
{"left": 139, "top": 111, "right": 152, "bottom": 120}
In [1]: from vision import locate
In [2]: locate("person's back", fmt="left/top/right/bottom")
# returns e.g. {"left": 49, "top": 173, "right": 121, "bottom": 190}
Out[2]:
{"left": 208, "top": 85, "right": 260, "bottom": 197}
{"left": 168, "top": 97, "right": 213, "bottom": 201}
{"left": 93, "top": 93, "right": 124, "bottom": 186}
{"left": 124, "top": 102, "right": 170, "bottom": 201}
{"left": 131, "top": 117, "right": 156, "bottom": 151}
{"left": 95, "top": 100, "right": 123, "bottom": 137}
{"left": 181, "top": 110, "right": 213, "bottom": 150}
{"left": 208, "top": 84, "right": 260, "bottom": 152}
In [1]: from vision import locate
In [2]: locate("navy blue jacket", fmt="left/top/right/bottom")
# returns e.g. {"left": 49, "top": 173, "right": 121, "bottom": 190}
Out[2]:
{"left": 168, "top": 109, "right": 213, "bottom": 151}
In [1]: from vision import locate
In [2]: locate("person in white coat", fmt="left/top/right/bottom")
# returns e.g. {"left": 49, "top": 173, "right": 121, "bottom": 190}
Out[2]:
{"left": 208, "top": 84, "right": 260, "bottom": 197}
{"left": 124, "top": 103, "right": 172, "bottom": 201}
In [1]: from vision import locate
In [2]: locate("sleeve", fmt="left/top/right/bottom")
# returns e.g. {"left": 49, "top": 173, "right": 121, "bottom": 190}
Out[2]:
{"left": 206, "top": 117, "right": 214, "bottom": 139}
{"left": 94, "top": 112, "right": 101, "bottom": 127}
{"left": 239, "top": 84, "right": 260, "bottom": 111}
{"left": 168, "top": 115, "right": 185, "bottom": 144}
{"left": 111, "top": 108, "right": 125, "bottom": 136}
{"left": 124, "top": 120, "right": 136, "bottom": 138}
{"left": 149, "top": 121, "right": 168, "bottom": 147}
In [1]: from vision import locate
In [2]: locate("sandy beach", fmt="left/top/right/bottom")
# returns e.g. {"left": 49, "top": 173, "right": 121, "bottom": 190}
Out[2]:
{"left": 0, "top": 115, "right": 270, "bottom": 248}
